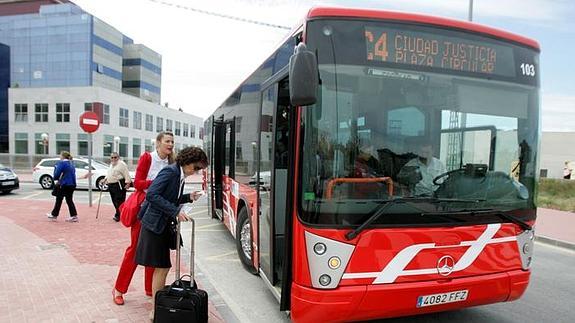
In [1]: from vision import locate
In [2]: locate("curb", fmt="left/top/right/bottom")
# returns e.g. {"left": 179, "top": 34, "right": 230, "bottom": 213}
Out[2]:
{"left": 535, "top": 235, "right": 575, "bottom": 251}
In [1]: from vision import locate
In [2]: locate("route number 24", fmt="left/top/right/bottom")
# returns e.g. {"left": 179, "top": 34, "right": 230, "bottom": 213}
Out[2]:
{"left": 520, "top": 63, "right": 536, "bottom": 77}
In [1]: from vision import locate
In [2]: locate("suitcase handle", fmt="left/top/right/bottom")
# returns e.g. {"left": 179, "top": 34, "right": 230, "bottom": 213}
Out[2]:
{"left": 175, "top": 207, "right": 195, "bottom": 282}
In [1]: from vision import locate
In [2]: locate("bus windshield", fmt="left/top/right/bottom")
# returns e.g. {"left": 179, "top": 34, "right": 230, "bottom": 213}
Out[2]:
{"left": 299, "top": 19, "right": 540, "bottom": 227}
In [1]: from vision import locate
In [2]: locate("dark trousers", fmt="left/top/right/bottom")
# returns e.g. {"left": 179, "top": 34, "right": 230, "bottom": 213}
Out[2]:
{"left": 109, "top": 180, "right": 126, "bottom": 219}
{"left": 51, "top": 185, "right": 77, "bottom": 217}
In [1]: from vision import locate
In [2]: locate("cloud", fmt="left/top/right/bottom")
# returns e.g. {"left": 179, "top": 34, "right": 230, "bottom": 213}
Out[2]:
{"left": 542, "top": 93, "right": 575, "bottom": 131}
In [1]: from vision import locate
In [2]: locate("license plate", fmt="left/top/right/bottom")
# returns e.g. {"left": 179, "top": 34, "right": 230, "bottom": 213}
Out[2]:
{"left": 2, "top": 181, "right": 14, "bottom": 186}
{"left": 416, "top": 290, "right": 468, "bottom": 308}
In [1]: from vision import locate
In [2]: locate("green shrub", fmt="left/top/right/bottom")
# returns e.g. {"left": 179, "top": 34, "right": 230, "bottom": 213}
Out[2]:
{"left": 538, "top": 178, "right": 575, "bottom": 212}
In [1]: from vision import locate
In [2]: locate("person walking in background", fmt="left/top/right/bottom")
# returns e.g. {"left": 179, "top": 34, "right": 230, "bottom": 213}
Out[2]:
{"left": 46, "top": 151, "right": 79, "bottom": 222}
{"left": 135, "top": 147, "right": 208, "bottom": 319}
{"left": 112, "top": 131, "right": 175, "bottom": 305}
{"left": 564, "top": 161, "right": 572, "bottom": 180}
{"left": 105, "top": 152, "right": 132, "bottom": 222}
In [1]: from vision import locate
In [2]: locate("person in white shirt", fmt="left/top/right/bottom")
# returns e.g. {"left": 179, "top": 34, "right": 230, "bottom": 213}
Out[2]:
{"left": 105, "top": 153, "right": 132, "bottom": 222}
{"left": 400, "top": 142, "right": 446, "bottom": 196}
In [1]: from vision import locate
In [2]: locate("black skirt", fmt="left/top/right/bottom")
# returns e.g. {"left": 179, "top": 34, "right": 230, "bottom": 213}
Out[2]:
{"left": 135, "top": 224, "right": 172, "bottom": 268}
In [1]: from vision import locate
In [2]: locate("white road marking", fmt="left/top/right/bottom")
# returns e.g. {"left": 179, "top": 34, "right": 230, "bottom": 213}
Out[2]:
{"left": 20, "top": 192, "right": 44, "bottom": 199}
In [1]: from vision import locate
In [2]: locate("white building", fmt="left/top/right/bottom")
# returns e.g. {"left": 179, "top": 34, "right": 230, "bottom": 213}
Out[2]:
{"left": 9, "top": 86, "right": 203, "bottom": 164}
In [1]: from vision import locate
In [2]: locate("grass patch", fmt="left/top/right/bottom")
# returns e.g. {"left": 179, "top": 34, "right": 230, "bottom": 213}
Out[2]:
{"left": 538, "top": 178, "right": 575, "bottom": 212}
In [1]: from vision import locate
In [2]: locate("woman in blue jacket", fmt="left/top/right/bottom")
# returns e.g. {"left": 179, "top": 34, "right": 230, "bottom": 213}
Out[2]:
{"left": 47, "top": 151, "right": 79, "bottom": 222}
{"left": 135, "top": 146, "right": 208, "bottom": 317}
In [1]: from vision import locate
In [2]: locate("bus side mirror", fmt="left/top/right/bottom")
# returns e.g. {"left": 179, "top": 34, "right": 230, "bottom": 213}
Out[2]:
{"left": 289, "top": 43, "right": 318, "bottom": 107}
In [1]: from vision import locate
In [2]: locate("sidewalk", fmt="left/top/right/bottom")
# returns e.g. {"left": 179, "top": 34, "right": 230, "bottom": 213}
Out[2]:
{"left": 0, "top": 199, "right": 223, "bottom": 323}
{"left": 535, "top": 208, "right": 575, "bottom": 250}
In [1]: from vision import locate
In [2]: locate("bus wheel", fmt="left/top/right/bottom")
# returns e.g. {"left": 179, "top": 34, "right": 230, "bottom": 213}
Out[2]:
{"left": 236, "top": 207, "right": 258, "bottom": 274}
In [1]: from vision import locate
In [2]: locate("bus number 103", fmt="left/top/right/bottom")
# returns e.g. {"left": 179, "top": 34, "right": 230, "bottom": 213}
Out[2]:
{"left": 520, "top": 63, "right": 535, "bottom": 77}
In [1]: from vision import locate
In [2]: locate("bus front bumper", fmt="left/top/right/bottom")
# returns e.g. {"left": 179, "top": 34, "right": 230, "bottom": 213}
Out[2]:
{"left": 290, "top": 269, "right": 530, "bottom": 323}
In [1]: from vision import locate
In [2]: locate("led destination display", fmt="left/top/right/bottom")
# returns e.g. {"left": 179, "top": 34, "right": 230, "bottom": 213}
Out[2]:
{"left": 365, "top": 26, "right": 516, "bottom": 77}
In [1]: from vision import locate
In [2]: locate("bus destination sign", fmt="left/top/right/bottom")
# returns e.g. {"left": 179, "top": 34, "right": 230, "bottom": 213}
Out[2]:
{"left": 365, "top": 26, "right": 516, "bottom": 77}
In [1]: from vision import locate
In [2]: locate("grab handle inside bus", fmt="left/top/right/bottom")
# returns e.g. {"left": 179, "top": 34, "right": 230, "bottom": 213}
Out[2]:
{"left": 289, "top": 43, "right": 318, "bottom": 106}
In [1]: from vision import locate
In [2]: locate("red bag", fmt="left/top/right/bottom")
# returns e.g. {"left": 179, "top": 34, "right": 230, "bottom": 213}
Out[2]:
{"left": 119, "top": 190, "right": 146, "bottom": 227}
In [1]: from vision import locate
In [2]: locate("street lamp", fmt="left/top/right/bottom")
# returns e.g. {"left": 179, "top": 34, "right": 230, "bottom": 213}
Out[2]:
{"left": 41, "top": 133, "right": 48, "bottom": 155}
{"left": 113, "top": 136, "right": 120, "bottom": 154}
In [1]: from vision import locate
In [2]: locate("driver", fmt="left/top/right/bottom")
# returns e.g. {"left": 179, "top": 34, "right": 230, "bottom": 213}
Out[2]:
{"left": 400, "top": 141, "right": 446, "bottom": 196}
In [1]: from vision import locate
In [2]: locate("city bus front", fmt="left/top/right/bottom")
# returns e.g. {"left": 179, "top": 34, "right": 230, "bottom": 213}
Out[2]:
{"left": 289, "top": 12, "right": 539, "bottom": 322}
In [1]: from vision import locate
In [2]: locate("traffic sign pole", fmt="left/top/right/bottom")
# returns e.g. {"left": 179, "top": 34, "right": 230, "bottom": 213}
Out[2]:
{"left": 88, "top": 133, "right": 93, "bottom": 207}
{"left": 79, "top": 111, "right": 100, "bottom": 208}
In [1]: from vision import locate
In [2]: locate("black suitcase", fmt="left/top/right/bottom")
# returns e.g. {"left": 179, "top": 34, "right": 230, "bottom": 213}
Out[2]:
{"left": 154, "top": 216, "right": 208, "bottom": 323}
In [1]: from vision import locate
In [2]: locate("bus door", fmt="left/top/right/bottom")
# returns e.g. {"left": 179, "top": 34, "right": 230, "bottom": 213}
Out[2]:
{"left": 211, "top": 116, "right": 235, "bottom": 221}
{"left": 259, "top": 77, "right": 291, "bottom": 297}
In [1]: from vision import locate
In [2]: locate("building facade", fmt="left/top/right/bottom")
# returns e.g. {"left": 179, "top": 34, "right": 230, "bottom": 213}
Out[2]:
{"left": 0, "top": 0, "right": 203, "bottom": 167}
{"left": 9, "top": 86, "right": 203, "bottom": 162}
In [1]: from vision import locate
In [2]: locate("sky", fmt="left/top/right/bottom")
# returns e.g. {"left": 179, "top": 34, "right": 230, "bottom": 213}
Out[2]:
{"left": 72, "top": 0, "right": 575, "bottom": 131}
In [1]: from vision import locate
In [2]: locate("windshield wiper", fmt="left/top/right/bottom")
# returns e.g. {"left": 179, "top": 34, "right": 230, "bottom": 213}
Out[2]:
{"left": 469, "top": 209, "right": 533, "bottom": 231}
{"left": 345, "top": 197, "right": 484, "bottom": 240}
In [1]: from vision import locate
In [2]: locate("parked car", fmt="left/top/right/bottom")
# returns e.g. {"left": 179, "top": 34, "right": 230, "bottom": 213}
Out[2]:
{"left": 32, "top": 158, "right": 134, "bottom": 190}
{"left": 0, "top": 164, "right": 19, "bottom": 194}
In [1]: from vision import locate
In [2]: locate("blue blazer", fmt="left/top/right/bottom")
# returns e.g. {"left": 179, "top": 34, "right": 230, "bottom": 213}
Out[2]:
{"left": 138, "top": 164, "right": 192, "bottom": 234}
{"left": 53, "top": 159, "right": 76, "bottom": 187}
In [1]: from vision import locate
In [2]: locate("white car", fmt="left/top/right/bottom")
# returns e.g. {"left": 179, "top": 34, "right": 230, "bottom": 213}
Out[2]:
{"left": 32, "top": 157, "right": 134, "bottom": 190}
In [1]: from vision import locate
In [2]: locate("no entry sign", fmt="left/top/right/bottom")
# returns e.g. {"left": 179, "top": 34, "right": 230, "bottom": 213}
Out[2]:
{"left": 79, "top": 111, "right": 100, "bottom": 133}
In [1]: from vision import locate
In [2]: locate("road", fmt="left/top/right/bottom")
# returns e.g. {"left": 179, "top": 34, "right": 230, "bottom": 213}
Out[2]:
{"left": 6, "top": 183, "right": 575, "bottom": 322}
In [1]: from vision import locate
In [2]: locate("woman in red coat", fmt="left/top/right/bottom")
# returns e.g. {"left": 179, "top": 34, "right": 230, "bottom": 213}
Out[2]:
{"left": 112, "top": 131, "right": 175, "bottom": 305}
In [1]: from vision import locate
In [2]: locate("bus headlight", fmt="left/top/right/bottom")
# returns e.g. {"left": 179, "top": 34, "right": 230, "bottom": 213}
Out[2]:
{"left": 328, "top": 256, "right": 341, "bottom": 270}
{"left": 305, "top": 231, "right": 355, "bottom": 289}
{"left": 319, "top": 274, "right": 331, "bottom": 286}
{"left": 516, "top": 229, "right": 535, "bottom": 270}
{"left": 314, "top": 242, "right": 327, "bottom": 255}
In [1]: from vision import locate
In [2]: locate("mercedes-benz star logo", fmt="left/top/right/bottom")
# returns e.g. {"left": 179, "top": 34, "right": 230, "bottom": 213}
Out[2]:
{"left": 437, "top": 255, "right": 455, "bottom": 276}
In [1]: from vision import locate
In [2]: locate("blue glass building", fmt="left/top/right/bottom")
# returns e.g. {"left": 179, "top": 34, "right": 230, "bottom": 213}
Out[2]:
{"left": 0, "top": 43, "right": 9, "bottom": 153}
{"left": 0, "top": 0, "right": 162, "bottom": 103}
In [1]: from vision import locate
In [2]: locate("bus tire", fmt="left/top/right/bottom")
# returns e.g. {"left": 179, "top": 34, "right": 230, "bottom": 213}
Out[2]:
{"left": 236, "top": 207, "right": 258, "bottom": 274}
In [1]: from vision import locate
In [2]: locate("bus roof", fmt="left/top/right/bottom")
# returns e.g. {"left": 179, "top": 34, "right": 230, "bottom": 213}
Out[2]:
{"left": 306, "top": 7, "right": 540, "bottom": 51}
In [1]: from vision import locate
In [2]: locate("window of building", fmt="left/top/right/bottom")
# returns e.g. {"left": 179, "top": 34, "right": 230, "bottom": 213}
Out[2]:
{"left": 119, "top": 108, "right": 129, "bottom": 127}
{"left": 35, "top": 133, "right": 49, "bottom": 155}
{"left": 175, "top": 121, "right": 181, "bottom": 136}
{"left": 14, "top": 133, "right": 28, "bottom": 154}
{"left": 56, "top": 133, "right": 70, "bottom": 153}
{"left": 103, "top": 135, "right": 113, "bottom": 156}
{"left": 15, "top": 104, "right": 28, "bottom": 122}
{"left": 145, "top": 114, "right": 154, "bottom": 131}
{"left": 156, "top": 117, "right": 164, "bottom": 132}
{"left": 56, "top": 103, "right": 70, "bottom": 122}
{"left": 84, "top": 102, "right": 92, "bottom": 111}
{"left": 166, "top": 119, "right": 173, "bottom": 132}
{"left": 78, "top": 134, "right": 88, "bottom": 156}
{"left": 236, "top": 116, "right": 242, "bottom": 133}
{"left": 145, "top": 139, "right": 153, "bottom": 152}
{"left": 103, "top": 104, "right": 110, "bottom": 124}
{"left": 183, "top": 123, "right": 189, "bottom": 137}
{"left": 199, "top": 127, "right": 204, "bottom": 140}
{"left": 190, "top": 125, "right": 196, "bottom": 138}
{"left": 133, "top": 138, "right": 141, "bottom": 158}
{"left": 119, "top": 136, "right": 128, "bottom": 157}
{"left": 35, "top": 103, "right": 48, "bottom": 122}
{"left": 133, "top": 111, "right": 142, "bottom": 130}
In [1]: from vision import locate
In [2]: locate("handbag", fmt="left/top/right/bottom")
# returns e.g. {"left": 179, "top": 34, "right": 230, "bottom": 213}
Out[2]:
{"left": 51, "top": 172, "right": 64, "bottom": 197}
{"left": 51, "top": 183, "right": 61, "bottom": 197}
{"left": 119, "top": 190, "right": 146, "bottom": 227}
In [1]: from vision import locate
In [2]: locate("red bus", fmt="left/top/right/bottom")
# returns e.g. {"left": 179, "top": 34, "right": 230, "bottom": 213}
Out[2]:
{"left": 204, "top": 6, "right": 539, "bottom": 322}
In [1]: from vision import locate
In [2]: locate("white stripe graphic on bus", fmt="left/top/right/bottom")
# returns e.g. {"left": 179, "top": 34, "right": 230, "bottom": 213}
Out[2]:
{"left": 341, "top": 224, "right": 516, "bottom": 284}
